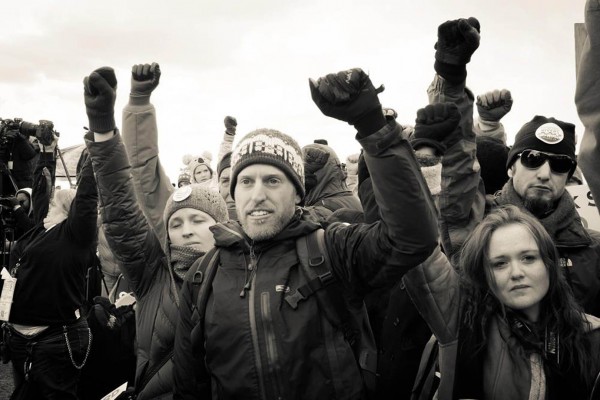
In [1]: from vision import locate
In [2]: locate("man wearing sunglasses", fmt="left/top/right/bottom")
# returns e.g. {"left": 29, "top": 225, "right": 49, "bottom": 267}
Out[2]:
{"left": 504, "top": 116, "right": 577, "bottom": 217}
{"left": 443, "top": 112, "right": 600, "bottom": 317}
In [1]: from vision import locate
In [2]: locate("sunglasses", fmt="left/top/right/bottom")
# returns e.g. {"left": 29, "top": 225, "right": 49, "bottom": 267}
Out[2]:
{"left": 518, "top": 149, "right": 575, "bottom": 174}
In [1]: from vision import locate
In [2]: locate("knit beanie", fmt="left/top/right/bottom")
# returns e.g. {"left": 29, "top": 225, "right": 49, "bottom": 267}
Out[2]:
{"left": 230, "top": 128, "right": 305, "bottom": 199}
{"left": 217, "top": 151, "right": 232, "bottom": 178}
{"left": 163, "top": 184, "right": 228, "bottom": 228}
{"left": 506, "top": 116, "right": 576, "bottom": 171}
{"left": 184, "top": 151, "right": 214, "bottom": 183}
{"left": 177, "top": 169, "right": 191, "bottom": 187}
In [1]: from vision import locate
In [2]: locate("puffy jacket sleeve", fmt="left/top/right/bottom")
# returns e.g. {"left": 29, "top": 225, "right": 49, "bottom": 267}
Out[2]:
{"left": 173, "top": 268, "right": 211, "bottom": 399}
{"left": 428, "top": 74, "right": 486, "bottom": 258}
{"left": 325, "top": 120, "right": 438, "bottom": 292}
{"left": 85, "top": 131, "right": 167, "bottom": 300}
{"left": 122, "top": 96, "right": 174, "bottom": 244}
{"left": 576, "top": 0, "right": 600, "bottom": 216}
{"left": 402, "top": 246, "right": 460, "bottom": 400}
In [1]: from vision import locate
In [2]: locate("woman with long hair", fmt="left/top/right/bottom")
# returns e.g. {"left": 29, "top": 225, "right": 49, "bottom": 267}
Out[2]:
{"left": 406, "top": 205, "right": 600, "bottom": 399}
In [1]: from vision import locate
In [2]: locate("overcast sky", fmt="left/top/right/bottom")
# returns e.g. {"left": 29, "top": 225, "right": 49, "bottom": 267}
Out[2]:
{"left": 0, "top": 0, "right": 586, "bottom": 182}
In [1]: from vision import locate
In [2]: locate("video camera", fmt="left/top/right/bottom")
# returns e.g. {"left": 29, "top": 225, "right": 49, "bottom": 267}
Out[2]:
{"left": 0, "top": 118, "right": 59, "bottom": 147}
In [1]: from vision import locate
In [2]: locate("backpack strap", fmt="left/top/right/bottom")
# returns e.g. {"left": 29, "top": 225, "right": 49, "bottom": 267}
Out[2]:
{"left": 286, "top": 229, "right": 341, "bottom": 327}
{"left": 189, "top": 247, "right": 221, "bottom": 354}
{"left": 287, "top": 228, "right": 378, "bottom": 397}
{"left": 190, "top": 247, "right": 221, "bottom": 312}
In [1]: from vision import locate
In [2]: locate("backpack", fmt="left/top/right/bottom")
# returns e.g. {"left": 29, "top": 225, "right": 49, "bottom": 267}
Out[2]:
{"left": 189, "top": 228, "right": 378, "bottom": 398}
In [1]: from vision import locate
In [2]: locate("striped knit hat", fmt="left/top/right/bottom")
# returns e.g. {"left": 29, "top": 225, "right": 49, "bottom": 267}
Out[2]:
{"left": 230, "top": 128, "right": 305, "bottom": 200}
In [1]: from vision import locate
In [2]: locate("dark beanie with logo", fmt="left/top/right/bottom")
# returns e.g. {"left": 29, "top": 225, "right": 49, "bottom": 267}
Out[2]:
{"left": 506, "top": 116, "right": 576, "bottom": 171}
{"left": 230, "top": 128, "right": 305, "bottom": 200}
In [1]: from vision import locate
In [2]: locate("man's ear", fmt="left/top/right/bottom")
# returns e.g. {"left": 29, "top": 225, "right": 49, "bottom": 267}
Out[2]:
{"left": 507, "top": 165, "right": 514, "bottom": 178}
{"left": 295, "top": 194, "right": 301, "bottom": 205}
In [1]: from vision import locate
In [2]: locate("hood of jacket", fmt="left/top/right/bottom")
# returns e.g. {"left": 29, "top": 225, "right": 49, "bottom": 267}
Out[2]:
{"left": 303, "top": 144, "right": 353, "bottom": 207}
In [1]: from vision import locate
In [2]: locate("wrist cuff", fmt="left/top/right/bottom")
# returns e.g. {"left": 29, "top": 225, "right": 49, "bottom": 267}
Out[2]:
{"left": 88, "top": 116, "right": 116, "bottom": 134}
{"left": 434, "top": 60, "right": 467, "bottom": 84}
{"left": 353, "top": 108, "right": 386, "bottom": 139}
{"left": 129, "top": 94, "right": 151, "bottom": 106}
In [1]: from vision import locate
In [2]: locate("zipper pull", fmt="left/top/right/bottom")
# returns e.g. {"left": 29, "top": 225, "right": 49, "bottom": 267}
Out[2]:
{"left": 239, "top": 281, "right": 251, "bottom": 298}
{"left": 240, "top": 243, "right": 256, "bottom": 298}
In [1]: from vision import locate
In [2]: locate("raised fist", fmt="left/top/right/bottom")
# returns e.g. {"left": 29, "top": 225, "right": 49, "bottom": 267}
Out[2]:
{"left": 83, "top": 66, "right": 117, "bottom": 133}
{"left": 309, "top": 68, "right": 384, "bottom": 125}
{"left": 131, "top": 62, "right": 161, "bottom": 97}
{"left": 435, "top": 17, "right": 481, "bottom": 65}
{"left": 224, "top": 116, "right": 237, "bottom": 135}
{"left": 410, "top": 102, "right": 462, "bottom": 155}
{"left": 476, "top": 89, "right": 513, "bottom": 122}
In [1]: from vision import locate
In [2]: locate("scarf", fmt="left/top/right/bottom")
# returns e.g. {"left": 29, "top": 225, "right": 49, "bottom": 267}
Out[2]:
{"left": 169, "top": 244, "right": 205, "bottom": 281}
{"left": 495, "top": 179, "right": 591, "bottom": 247}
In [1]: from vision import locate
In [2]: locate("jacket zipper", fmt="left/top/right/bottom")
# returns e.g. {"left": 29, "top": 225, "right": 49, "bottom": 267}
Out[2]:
{"left": 247, "top": 245, "right": 269, "bottom": 400}
{"left": 261, "top": 291, "right": 284, "bottom": 399}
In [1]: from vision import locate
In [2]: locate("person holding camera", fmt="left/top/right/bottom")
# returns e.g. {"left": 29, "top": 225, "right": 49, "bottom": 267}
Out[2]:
{"left": 2, "top": 125, "right": 98, "bottom": 398}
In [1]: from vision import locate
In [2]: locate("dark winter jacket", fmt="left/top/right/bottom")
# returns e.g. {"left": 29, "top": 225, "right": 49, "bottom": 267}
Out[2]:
{"left": 404, "top": 245, "right": 600, "bottom": 400}
{"left": 303, "top": 143, "right": 362, "bottom": 221}
{"left": 173, "top": 120, "right": 439, "bottom": 399}
{"left": 86, "top": 132, "right": 179, "bottom": 400}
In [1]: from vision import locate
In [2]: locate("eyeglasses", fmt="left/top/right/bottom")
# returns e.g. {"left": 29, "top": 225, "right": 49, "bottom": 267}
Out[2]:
{"left": 518, "top": 149, "right": 575, "bottom": 174}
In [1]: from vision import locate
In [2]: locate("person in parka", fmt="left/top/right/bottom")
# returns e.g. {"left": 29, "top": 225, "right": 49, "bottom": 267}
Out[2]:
{"left": 172, "top": 68, "right": 439, "bottom": 399}
{"left": 302, "top": 141, "right": 363, "bottom": 221}
{"left": 82, "top": 66, "right": 229, "bottom": 399}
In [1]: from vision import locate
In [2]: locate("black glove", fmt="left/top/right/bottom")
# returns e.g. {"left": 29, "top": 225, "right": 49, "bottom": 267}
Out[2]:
{"left": 435, "top": 17, "right": 480, "bottom": 65}
{"left": 309, "top": 68, "right": 385, "bottom": 136}
{"left": 224, "top": 116, "right": 237, "bottom": 135}
{"left": 131, "top": 62, "right": 161, "bottom": 97}
{"left": 476, "top": 89, "right": 513, "bottom": 122}
{"left": 84, "top": 67, "right": 117, "bottom": 133}
{"left": 434, "top": 17, "right": 480, "bottom": 83}
{"left": 410, "top": 103, "right": 462, "bottom": 155}
{"left": 0, "top": 196, "right": 19, "bottom": 209}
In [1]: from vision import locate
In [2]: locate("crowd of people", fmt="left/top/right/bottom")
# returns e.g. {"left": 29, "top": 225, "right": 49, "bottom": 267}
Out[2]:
{"left": 1, "top": 3, "right": 600, "bottom": 399}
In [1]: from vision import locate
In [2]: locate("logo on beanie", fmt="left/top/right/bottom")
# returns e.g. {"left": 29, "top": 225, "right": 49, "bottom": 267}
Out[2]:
{"left": 535, "top": 123, "right": 564, "bottom": 145}
{"left": 172, "top": 185, "right": 192, "bottom": 202}
{"left": 232, "top": 133, "right": 303, "bottom": 176}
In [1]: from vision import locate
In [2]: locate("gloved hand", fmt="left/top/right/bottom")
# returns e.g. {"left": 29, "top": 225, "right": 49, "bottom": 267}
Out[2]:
{"left": 309, "top": 68, "right": 385, "bottom": 133}
{"left": 84, "top": 67, "right": 117, "bottom": 133}
{"left": 224, "top": 116, "right": 237, "bottom": 135}
{"left": 410, "top": 103, "right": 462, "bottom": 155}
{"left": 476, "top": 89, "right": 513, "bottom": 122}
{"left": 0, "top": 196, "right": 19, "bottom": 209}
{"left": 435, "top": 17, "right": 481, "bottom": 65}
{"left": 131, "top": 62, "right": 161, "bottom": 97}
